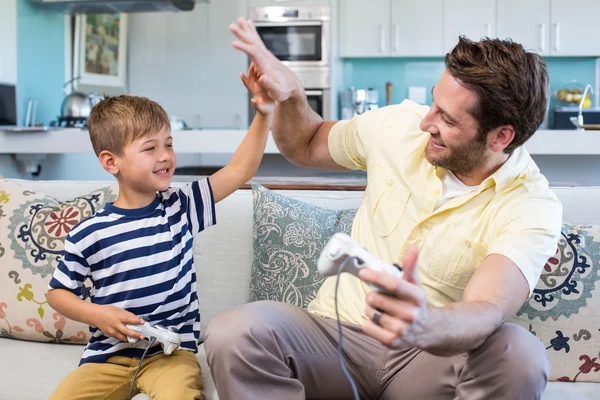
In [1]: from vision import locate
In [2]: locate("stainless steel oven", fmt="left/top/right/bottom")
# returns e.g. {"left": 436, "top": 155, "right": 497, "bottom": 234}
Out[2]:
{"left": 248, "top": 6, "right": 331, "bottom": 69}
{"left": 247, "top": 68, "right": 331, "bottom": 121}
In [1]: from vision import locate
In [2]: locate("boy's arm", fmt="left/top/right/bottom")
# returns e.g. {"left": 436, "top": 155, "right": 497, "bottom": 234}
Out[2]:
{"left": 209, "top": 62, "right": 274, "bottom": 203}
{"left": 47, "top": 289, "right": 145, "bottom": 342}
{"left": 209, "top": 112, "right": 272, "bottom": 203}
{"left": 47, "top": 238, "right": 145, "bottom": 342}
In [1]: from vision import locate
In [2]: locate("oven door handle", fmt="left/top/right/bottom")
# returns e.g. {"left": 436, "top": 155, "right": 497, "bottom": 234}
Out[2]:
{"left": 254, "top": 21, "right": 323, "bottom": 28}
{"left": 304, "top": 90, "right": 324, "bottom": 96}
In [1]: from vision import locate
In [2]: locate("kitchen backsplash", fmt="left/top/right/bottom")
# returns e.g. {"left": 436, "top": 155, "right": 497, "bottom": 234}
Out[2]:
{"left": 341, "top": 57, "right": 597, "bottom": 111}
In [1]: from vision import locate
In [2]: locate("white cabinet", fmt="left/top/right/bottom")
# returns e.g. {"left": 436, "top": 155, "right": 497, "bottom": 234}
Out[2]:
{"left": 339, "top": 0, "right": 442, "bottom": 57}
{"left": 0, "top": 0, "right": 18, "bottom": 84}
{"left": 498, "top": 0, "right": 550, "bottom": 55}
{"left": 391, "top": 0, "right": 443, "bottom": 56}
{"left": 443, "top": 0, "right": 496, "bottom": 52}
{"left": 550, "top": 0, "right": 600, "bottom": 56}
{"left": 339, "top": 0, "right": 389, "bottom": 57}
{"left": 128, "top": 0, "right": 248, "bottom": 129}
{"left": 497, "top": 0, "right": 600, "bottom": 56}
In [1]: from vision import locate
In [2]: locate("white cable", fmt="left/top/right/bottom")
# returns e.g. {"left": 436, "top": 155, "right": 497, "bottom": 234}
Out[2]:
{"left": 335, "top": 257, "right": 361, "bottom": 400}
{"left": 129, "top": 337, "right": 157, "bottom": 400}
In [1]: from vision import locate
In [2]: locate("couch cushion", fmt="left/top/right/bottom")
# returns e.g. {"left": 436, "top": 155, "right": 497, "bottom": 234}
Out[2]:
{"left": 0, "top": 177, "right": 117, "bottom": 343}
{"left": 0, "top": 338, "right": 219, "bottom": 400}
{"left": 511, "top": 223, "right": 600, "bottom": 383}
{"left": 248, "top": 184, "right": 357, "bottom": 309}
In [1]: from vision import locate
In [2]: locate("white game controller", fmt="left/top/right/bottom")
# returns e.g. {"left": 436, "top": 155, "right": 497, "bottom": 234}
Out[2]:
{"left": 318, "top": 232, "right": 403, "bottom": 293}
{"left": 125, "top": 321, "right": 181, "bottom": 355}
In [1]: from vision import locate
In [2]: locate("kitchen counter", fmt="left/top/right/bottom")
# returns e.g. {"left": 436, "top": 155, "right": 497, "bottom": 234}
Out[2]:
{"left": 1, "top": 128, "right": 599, "bottom": 155}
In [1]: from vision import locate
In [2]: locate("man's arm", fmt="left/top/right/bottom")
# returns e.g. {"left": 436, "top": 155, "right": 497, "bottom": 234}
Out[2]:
{"left": 271, "top": 96, "right": 342, "bottom": 170}
{"left": 361, "top": 194, "right": 561, "bottom": 356}
{"left": 419, "top": 254, "right": 528, "bottom": 355}
{"left": 229, "top": 17, "right": 345, "bottom": 171}
{"left": 361, "top": 252, "right": 528, "bottom": 357}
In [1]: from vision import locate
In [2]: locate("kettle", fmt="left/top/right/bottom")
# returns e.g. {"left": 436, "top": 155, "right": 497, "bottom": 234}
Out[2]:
{"left": 60, "top": 77, "right": 101, "bottom": 119}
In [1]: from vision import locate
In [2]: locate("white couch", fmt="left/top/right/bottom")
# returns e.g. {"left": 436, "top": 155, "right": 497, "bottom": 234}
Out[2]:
{"left": 1, "top": 179, "right": 599, "bottom": 399}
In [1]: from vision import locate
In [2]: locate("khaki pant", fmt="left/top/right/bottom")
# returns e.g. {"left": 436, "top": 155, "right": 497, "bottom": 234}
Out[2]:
{"left": 49, "top": 350, "right": 203, "bottom": 400}
{"left": 205, "top": 301, "right": 550, "bottom": 400}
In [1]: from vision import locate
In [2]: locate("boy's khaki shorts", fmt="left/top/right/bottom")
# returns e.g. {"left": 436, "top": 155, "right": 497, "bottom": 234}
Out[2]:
{"left": 49, "top": 350, "right": 203, "bottom": 400}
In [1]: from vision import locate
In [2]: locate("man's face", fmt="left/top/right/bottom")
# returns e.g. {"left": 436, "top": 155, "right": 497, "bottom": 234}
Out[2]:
{"left": 419, "top": 70, "right": 489, "bottom": 176}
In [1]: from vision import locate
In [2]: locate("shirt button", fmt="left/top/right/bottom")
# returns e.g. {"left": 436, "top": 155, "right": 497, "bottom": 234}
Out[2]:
{"left": 433, "top": 189, "right": 440, "bottom": 195}
{"left": 386, "top": 179, "right": 394, "bottom": 186}
{"left": 464, "top": 240, "right": 472, "bottom": 248}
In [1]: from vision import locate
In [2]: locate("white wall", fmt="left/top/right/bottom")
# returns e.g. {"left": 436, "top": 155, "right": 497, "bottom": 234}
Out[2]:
{"left": 0, "top": 0, "right": 17, "bottom": 84}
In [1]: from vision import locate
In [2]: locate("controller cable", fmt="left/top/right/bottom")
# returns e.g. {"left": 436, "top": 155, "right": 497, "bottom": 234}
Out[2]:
{"left": 334, "top": 256, "right": 361, "bottom": 400}
{"left": 128, "top": 337, "right": 157, "bottom": 400}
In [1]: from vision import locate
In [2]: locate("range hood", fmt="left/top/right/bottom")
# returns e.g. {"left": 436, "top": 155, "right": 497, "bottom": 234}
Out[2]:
{"left": 30, "top": 0, "right": 195, "bottom": 13}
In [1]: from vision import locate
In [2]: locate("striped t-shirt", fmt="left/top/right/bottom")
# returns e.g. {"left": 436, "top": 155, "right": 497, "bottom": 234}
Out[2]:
{"left": 48, "top": 179, "right": 216, "bottom": 365}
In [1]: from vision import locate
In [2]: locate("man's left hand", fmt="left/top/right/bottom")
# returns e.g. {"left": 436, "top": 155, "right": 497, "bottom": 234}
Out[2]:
{"left": 360, "top": 245, "right": 430, "bottom": 349}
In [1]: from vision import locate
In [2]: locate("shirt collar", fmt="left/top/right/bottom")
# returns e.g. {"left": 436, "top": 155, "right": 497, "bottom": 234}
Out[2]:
{"left": 482, "top": 145, "right": 533, "bottom": 193}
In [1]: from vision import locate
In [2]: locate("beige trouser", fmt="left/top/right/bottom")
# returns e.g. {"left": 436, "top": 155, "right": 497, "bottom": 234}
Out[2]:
{"left": 49, "top": 350, "right": 203, "bottom": 400}
{"left": 205, "top": 301, "right": 550, "bottom": 400}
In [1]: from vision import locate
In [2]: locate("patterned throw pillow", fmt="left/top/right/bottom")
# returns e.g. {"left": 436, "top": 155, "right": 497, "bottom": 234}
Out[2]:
{"left": 249, "top": 184, "right": 357, "bottom": 309}
{"left": 512, "top": 223, "right": 600, "bottom": 383}
{"left": 0, "top": 177, "right": 118, "bottom": 343}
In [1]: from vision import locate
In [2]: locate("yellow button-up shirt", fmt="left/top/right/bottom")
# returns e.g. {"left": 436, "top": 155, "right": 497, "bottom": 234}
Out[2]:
{"left": 307, "top": 100, "right": 563, "bottom": 326}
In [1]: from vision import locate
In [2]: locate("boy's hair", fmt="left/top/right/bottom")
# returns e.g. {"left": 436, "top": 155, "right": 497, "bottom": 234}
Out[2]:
{"left": 445, "top": 36, "right": 549, "bottom": 154}
{"left": 88, "top": 94, "right": 170, "bottom": 156}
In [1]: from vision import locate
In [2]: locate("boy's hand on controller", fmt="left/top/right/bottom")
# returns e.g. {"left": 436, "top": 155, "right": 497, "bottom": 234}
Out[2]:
{"left": 93, "top": 305, "right": 145, "bottom": 342}
{"left": 360, "top": 245, "right": 430, "bottom": 349}
{"left": 241, "top": 62, "right": 274, "bottom": 115}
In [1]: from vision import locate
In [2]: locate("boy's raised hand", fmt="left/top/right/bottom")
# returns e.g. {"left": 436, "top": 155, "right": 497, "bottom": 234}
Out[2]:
{"left": 241, "top": 62, "right": 274, "bottom": 115}
{"left": 230, "top": 17, "right": 301, "bottom": 103}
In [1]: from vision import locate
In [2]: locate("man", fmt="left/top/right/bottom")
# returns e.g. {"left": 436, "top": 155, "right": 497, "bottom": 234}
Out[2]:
{"left": 204, "top": 18, "right": 562, "bottom": 400}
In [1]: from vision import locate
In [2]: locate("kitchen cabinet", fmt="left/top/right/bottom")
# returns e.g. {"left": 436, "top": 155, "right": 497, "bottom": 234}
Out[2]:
{"left": 0, "top": 0, "right": 18, "bottom": 84}
{"left": 443, "top": 0, "right": 496, "bottom": 53}
{"left": 498, "top": 0, "right": 600, "bottom": 56}
{"left": 498, "top": 0, "right": 550, "bottom": 56}
{"left": 128, "top": 0, "right": 248, "bottom": 129}
{"left": 339, "top": 0, "right": 389, "bottom": 57}
{"left": 390, "top": 0, "right": 443, "bottom": 56}
{"left": 550, "top": 0, "right": 600, "bottom": 56}
{"left": 339, "top": 0, "right": 442, "bottom": 57}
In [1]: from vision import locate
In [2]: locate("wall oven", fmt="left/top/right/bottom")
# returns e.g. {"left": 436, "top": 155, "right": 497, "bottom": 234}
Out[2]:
{"left": 248, "top": 6, "right": 330, "bottom": 69}
{"left": 247, "top": 5, "right": 332, "bottom": 121}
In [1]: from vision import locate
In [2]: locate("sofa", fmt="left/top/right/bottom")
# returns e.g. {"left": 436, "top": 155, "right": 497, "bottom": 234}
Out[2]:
{"left": 0, "top": 177, "right": 599, "bottom": 400}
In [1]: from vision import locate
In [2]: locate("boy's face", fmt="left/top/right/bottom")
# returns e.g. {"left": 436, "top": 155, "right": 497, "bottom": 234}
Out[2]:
{"left": 117, "top": 125, "right": 176, "bottom": 193}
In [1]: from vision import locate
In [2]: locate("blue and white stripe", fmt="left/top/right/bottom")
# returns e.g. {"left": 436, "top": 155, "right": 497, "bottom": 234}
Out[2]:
{"left": 49, "top": 179, "right": 215, "bottom": 365}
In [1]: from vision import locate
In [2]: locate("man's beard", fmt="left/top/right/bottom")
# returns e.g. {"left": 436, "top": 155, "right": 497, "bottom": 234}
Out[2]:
{"left": 424, "top": 134, "right": 488, "bottom": 176}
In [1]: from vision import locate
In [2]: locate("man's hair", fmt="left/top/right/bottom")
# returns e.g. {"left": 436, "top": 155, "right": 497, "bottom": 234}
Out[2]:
{"left": 445, "top": 36, "right": 549, "bottom": 154}
{"left": 88, "top": 94, "right": 170, "bottom": 156}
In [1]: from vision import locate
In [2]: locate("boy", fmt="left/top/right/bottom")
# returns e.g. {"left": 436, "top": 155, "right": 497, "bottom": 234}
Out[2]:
{"left": 46, "top": 63, "right": 273, "bottom": 400}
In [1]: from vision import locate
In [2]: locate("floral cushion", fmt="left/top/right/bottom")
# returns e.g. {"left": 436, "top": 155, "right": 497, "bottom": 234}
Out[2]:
{"left": 0, "top": 177, "right": 118, "bottom": 343}
{"left": 512, "top": 223, "right": 600, "bottom": 383}
{"left": 249, "top": 184, "right": 357, "bottom": 309}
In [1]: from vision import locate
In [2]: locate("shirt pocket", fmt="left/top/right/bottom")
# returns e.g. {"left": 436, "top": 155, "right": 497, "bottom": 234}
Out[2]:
{"left": 367, "top": 177, "right": 411, "bottom": 238}
{"left": 427, "top": 225, "right": 488, "bottom": 290}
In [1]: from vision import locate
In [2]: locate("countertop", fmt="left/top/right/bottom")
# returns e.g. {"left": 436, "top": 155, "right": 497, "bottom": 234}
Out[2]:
{"left": 1, "top": 128, "right": 599, "bottom": 155}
